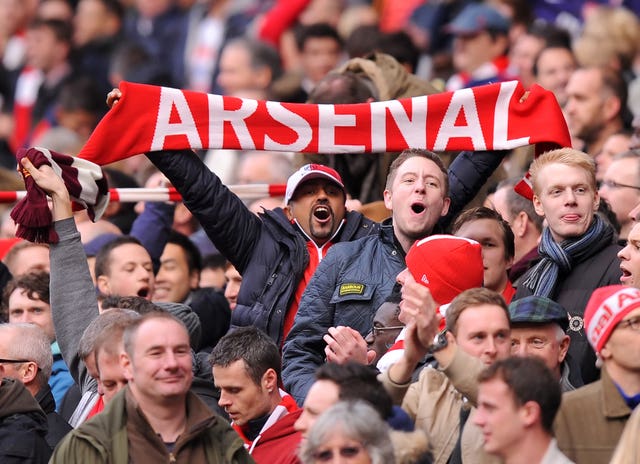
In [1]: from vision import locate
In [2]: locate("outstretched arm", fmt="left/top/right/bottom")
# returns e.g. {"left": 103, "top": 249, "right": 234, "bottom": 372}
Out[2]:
{"left": 20, "top": 158, "right": 99, "bottom": 392}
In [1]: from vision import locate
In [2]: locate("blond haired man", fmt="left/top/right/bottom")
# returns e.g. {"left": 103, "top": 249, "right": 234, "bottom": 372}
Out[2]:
{"left": 515, "top": 148, "right": 621, "bottom": 384}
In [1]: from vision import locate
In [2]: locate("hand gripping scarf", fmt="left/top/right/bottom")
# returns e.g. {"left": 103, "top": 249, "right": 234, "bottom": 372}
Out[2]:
{"left": 11, "top": 147, "right": 109, "bottom": 243}
{"left": 79, "top": 80, "right": 570, "bottom": 192}
{"left": 13, "top": 80, "right": 570, "bottom": 243}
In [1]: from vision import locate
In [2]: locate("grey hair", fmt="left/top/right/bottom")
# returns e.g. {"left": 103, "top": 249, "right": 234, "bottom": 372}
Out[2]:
{"left": 78, "top": 308, "right": 140, "bottom": 360}
{"left": 0, "top": 323, "right": 53, "bottom": 387}
{"left": 299, "top": 401, "right": 395, "bottom": 464}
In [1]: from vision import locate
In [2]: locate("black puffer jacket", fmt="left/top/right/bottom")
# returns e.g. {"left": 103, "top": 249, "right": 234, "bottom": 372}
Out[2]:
{"left": 147, "top": 150, "right": 377, "bottom": 346}
{"left": 147, "top": 148, "right": 507, "bottom": 348}
{"left": 0, "top": 378, "right": 52, "bottom": 463}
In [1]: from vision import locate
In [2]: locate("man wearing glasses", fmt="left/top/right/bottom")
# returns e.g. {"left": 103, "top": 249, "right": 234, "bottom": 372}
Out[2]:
{"left": 0, "top": 323, "right": 72, "bottom": 448}
{"left": 508, "top": 296, "right": 578, "bottom": 392}
{"left": 555, "top": 285, "right": 640, "bottom": 464}
{"left": 598, "top": 151, "right": 640, "bottom": 242}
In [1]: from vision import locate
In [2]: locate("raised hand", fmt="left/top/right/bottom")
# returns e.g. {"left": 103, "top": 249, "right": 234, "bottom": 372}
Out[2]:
{"left": 324, "top": 325, "right": 376, "bottom": 365}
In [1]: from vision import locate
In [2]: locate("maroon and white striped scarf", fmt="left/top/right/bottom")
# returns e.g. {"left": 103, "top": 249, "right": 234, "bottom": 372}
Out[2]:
{"left": 11, "top": 147, "right": 109, "bottom": 243}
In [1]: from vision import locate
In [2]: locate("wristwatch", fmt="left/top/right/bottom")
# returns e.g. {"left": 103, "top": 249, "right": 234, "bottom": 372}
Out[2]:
{"left": 427, "top": 329, "right": 449, "bottom": 354}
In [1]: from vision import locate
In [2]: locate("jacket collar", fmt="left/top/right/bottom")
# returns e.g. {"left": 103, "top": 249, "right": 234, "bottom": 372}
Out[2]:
{"left": 600, "top": 367, "right": 633, "bottom": 419}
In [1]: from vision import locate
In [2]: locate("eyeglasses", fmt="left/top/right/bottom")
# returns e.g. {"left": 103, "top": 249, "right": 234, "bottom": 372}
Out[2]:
{"left": 313, "top": 446, "right": 364, "bottom": 462}
{"left": 0, "top": 358, "right": 30, "bottom": 364}
{"left": 600, "top": 180, "right": 640, "bottom": 191}
{"left": 617, "top": 317, "right": 640, "bottom": 331}
{"left": 372, "top": 325, "right": 404, "bottom": 337}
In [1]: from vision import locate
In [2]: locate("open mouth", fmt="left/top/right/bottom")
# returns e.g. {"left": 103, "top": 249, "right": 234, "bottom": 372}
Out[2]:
{"left": 313, "top": 205, "right": 331, "bottom": 222}
{"left": 137, "top": 287, "right": 149, "bottom": 298}
{"left": 411, "top": 203, "right": 425, "bottom": 214}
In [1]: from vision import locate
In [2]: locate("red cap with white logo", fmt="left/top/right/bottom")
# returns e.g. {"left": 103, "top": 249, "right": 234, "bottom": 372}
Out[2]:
{"left": 284, "top": 164, "right": 346, "bottom": 204}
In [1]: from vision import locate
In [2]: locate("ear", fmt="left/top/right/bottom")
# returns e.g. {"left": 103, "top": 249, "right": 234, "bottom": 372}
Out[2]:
{"left": 255, "top": 67, "right": 273, "bottom": 90}
{"left": 600, "top": 342, "right": 612, "bottom": 361}
{"left": 603, "top": 95, "right": 621, "bottom": 122}
{"left": 520, "top": 400, "right": 541, "bottom": 428}
{"left": 440, "top": 197, "right": 451, "bottom": 217}
{"left": 593, "top": 190, "right": 600, "bottom": 212}
{"left": 262, "top": 368, "right": 278, "bottom": 393}
{"left": 21, "top": 361, "right": 39, "bottom": 384}
{"left": 558, "top": 334, "right": 570, "bottom": 363}
{"left": 512, "top": 211, "right": 528, "bottom": 238}
{"left": 97, "top": 275, "right": 110, "bottom": 296}
{"left": 189, "top": 269, "right": 200, "bottom": 290}
{"left": 283, "top": 204, "right": 294, "bottom": 221}
{"left": 383, "top": 189, "right": 393, "bottom": 211}
{"left": 532, "top": 194, "right": 545, "bottom": 217}
{"left": 120, "top": 352, "right": 134, "bottom": 382}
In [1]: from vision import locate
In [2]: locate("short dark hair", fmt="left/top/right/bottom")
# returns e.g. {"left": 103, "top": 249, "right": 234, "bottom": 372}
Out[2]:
{"left": 495, "top": 178, "right": 544, "bottom": 233}
{"left": 28, "top": 18, "right": 73, "bottom": 44}
{"left": 532, "top": 44, "right": 575, "bottom": 77}
{"left": 307, "top": 71, "right": 377, "bottom": 104}
{"left": 295, "top": 22, "right": 343, "bottom": 52}
{"left": 315, "top": 362, "right": 393, "bottom": 420}
{"left": 225, "top": 37, "right": 283, "bottom": 82}
{"left": 101, "top": 295, "right": 165, "bottom": 314}
{"left": 446, "top": 288, "right": 509, "bottom": 335}
{"left": 385, "top": 149, "right": 449, "bottom": 197}
{"left": 202, "top": 253, "right": 227, "bottom": 271}
{"left": 377, "top": 31, "right": 420, "bottom": 73}
{"left": 166, "top": 230, "right": 202, "bottom": 274}
{"left": 478, "top": 356, "right": 561, "bottom": 434}
{"left": 2, "top": 271, "right": 50, "bottom": 321}
{"left": 94, "top": 235, "right": 146, "bottom": 279}
{"left": 451, "top": 206, "right": 515, "bottom": 261}
{"left": 209, "top": 326, "right": 281, "bottom": 385}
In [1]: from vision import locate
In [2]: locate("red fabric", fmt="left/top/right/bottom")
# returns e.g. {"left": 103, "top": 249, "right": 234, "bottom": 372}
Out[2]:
{"left": 78, "top": 81, "right": 570, "bottom": 199}
{"left": 250, "top": 409, "right": 302, "bottom": 464}
{"left": 0, "top": 238, "right": 22, "bottom": 260}
{"left": 257, "top": 0, "right": 311, "bottom": 47}
{"left": 501, "top": 281, "right": 516, "bottom": 304}
{"left": 233, "top": 394, "right": 301, "bottom": 464}
{"left": 283, "top": 240, "right": 333, "bottom": 345}
{"left": 86, "top": 395, "right": 104, "bottom": 420}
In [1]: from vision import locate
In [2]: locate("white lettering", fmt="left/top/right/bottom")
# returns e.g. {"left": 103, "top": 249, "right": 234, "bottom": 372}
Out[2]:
{"left": 208, "top": 95, "right": 258, "bottom": 150}
{"left": 151, "top": 87, "right": 201, "bottom": 150}
{"left": 433, "top": 88, "right": 485, "bottom": 151}
{"left": 264, "top": 102, "right": 313, "bottom": 151}
{"left": 371, "top": 97, "right": 427, "bottom": 152}
{"left": 493, "top": 81, "right": 530, "bottom": 148}
{"left": 317, "top": 105, "right": 364, "bottom": 153}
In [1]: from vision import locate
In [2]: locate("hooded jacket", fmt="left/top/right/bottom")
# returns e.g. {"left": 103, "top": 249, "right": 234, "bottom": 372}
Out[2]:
{"left": 0, "top": 378, "right": 52, "bottom": 463}
{"left": 35, "top": 383, "right": 72, "bottom": 449}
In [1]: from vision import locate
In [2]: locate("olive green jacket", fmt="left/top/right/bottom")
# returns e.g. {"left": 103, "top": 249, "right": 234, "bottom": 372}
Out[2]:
{"left": 51, "top": 387, "right": 254, "bottom": 464}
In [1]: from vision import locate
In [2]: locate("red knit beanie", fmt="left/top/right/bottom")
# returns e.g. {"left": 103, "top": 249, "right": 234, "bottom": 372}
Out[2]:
{"left": 405, "top": 234, "right": 484, "bottom": 306}
{"left": 584, "top": 285, "right": 640, "bottom": 353}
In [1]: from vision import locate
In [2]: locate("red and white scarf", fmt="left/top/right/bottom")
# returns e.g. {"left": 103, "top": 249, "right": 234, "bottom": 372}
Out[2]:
{"left": 79, "top": 80, "right": 570, "bottom": 197}
{"left": 13, "top": 80, "right": 570, "bottom": 243}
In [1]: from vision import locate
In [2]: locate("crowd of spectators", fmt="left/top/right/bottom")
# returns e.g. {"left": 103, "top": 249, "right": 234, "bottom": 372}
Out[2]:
{"left": 1, "top": 0, "right": 640, "bottom": 463}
